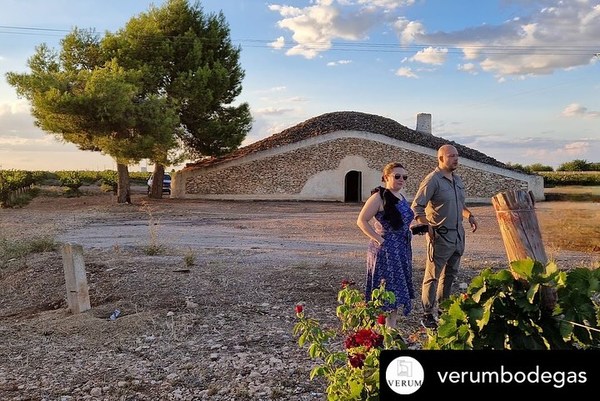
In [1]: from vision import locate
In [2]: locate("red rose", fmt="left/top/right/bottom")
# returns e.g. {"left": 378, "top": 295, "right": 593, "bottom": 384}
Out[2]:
{"left": 348, "top": 353, "right": 366, "bottom": 368}
{"left": 295, "top": 304, "right": 303, "bottom": 314}
{"left": 377, "top": 314, "right": 386, "bottom": 325}
{"left": 344, "top": 335, "right": 359, "bottom": 349}
{"left": 353, "top": 329, "right": 384, "bottom": 349}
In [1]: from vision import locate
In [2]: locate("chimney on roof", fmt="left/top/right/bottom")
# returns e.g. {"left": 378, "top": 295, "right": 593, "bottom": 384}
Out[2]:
{"left": 416, "top": 113, "right": 432, "bottom": 135}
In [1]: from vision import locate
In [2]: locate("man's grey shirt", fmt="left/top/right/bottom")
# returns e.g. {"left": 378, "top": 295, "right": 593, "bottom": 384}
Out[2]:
{"left": 411, "top": 168, "right": 467, "bottom": 250}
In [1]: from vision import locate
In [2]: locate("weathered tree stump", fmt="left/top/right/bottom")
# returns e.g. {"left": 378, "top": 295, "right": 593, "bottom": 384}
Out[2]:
{"left": 492, "top": 189, "right": 548, "bottom": 264}
{"left": 492, "top": 189, "right": 555, "bottom": 310}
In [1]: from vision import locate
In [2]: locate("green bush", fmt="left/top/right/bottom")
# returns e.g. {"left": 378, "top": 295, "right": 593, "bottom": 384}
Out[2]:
{"left": 426, "top": 260, "right": 600, "bottom": 350}
{"left": 55, "top": 171, "right": 83, "bottom": 190}
{"left": 0, "top": 170, "right": 39, "bottom": 207}
{"left": 558, "top": 159, "right": 595, "bottom": 171}
{"left": 294, "top": 282, "right": 407, "bottom": 401}
{"left": 538, "top": 171, "right": 600, "bottom": 187}
{"left": 0, "top": 235, "right": 57, "bottom": 268}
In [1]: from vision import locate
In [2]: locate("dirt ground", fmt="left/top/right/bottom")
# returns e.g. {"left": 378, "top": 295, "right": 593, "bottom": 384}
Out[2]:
{"left": 0, "top": 187, "right": 598, "bottom": 400}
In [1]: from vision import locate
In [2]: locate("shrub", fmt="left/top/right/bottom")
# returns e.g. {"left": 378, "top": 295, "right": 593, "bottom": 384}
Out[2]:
{"left": 538, "top": 171, "right": 600, "bottom": 186}
{"left": 294, "top": 282, "right": 407, "bottom": 401}
{"left": 294, "top": 261, "right": 600, "bottom": 398}
{"left": 0, "top": 235, "right": 57, "bottom": 268}
{"left": 426, "top": 259, "right": 600, "bottom": 350}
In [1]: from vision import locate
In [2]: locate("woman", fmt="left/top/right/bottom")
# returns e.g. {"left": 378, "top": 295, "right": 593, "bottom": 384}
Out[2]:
{"left": 356, "top": 162, "right": 415, "bottom": 327}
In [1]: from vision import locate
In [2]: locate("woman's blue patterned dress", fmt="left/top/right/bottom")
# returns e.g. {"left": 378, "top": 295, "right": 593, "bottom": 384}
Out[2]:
{"left": 365, "top": 194, "right": 415, "bottom": 315}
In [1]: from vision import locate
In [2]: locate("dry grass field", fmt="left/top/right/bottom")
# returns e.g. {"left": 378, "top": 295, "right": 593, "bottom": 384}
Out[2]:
{"left": 0, "top": 187, "right": 597, "bottom": 400}
{"left": 536, "top": 202, "right": 600, "bottom": 254}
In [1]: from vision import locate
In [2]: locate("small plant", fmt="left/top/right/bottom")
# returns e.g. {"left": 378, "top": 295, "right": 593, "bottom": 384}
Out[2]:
{"left": 4, "top": 187, "right": 39, "bottom": 208}
{"left": 426, "top": 259, "right": 600, "bottom": 350}
{"left": 143, "top": 244, "right": 165, "bottom": 256}
{"left": 0, "top": 235, "right": 57, "bottom": 268}
{"left": 100, "top": 170, "right": 118, "bottom": 194}
{"left": 183, "top": 248, "right": 196, "bottom": 267}
{"left": 56, "top": 171, "right": 83, "bottom": 197}
{"left": 140, "top": 201, "right": 165, "bottom": 255}
{"left": 100, "top": 182, "right": 117, "bottom": 193}
{"left": 294, "top": 281, "right": 407, "bottom": 401}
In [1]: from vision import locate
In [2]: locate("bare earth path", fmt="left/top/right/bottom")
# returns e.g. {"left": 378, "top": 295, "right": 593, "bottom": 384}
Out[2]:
{"left": 0, "top": 189, "right": 598, "bottom": 400}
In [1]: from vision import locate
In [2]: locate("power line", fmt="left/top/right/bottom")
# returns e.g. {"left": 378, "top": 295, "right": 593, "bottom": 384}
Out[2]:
{"left": 0, "top": 24, "right": 597, "bottom": 57}
{"left": 0, "top": 25, "right": 71, "bottom": 33}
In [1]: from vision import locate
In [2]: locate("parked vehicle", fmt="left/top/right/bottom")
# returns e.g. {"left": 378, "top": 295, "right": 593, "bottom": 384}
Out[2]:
{"left": 147, "top": 173, "right": 171, "bottom": 194}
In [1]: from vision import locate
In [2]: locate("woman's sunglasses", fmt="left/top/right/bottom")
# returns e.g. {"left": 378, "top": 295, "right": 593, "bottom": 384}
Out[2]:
{"left": 393, "top": 174, "right": 408, "bottom": 180}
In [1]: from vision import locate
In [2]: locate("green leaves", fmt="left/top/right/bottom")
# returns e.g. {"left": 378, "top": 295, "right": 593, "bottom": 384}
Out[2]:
{"left": 427, "top": 261, "right": 600, "bottom": 350}
{"left": 294, "top": 282, "right": 404, "bottom": 400}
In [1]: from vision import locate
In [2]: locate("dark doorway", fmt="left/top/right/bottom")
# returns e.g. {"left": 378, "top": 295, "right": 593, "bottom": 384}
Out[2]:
{"left": 344, "top": 171, "right": 362, "bottom": 202}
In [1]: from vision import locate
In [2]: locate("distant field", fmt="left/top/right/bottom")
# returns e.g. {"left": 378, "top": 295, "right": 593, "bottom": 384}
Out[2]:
{"left": 544, "top": 186, "right": 600, "bottom": 202}
{"left": 539, "top": 186, "right": 599, "bottom": 253}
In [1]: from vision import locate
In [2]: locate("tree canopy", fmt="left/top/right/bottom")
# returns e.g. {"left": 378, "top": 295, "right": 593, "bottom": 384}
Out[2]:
{"left": 6, "top": 0, "right": 252, "bottom": 201}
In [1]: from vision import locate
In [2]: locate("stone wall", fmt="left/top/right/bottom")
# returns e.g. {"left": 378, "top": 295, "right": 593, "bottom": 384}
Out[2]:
{"left": 172, "top": 131, "right": 543, "bottom": 203}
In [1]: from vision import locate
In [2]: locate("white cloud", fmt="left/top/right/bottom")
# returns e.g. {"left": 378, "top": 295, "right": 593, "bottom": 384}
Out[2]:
{"left": 357, "top": 0, "right": 415, "bottom": 10}
{"left": 395, "top": 66, "right": 417, "bottom": 78}
{"left": 254, "top": 86, "right": 287, "bottom": 97}
{"left": 242, "top": 118, "right": 295, "bottom": 147}
{"left": 562, "top": 103, "right": 600, "bottom": 118}
{"left": 405, "top": 2, "right": 600, "bottom": 77}
{"left": 269, "top": 0, "right": 390, "bottom": 58}
{"left": 393, "top": 17, "right": 424, "bottom": 45}
{"left": 270, "top": 36, "right": 286, "bottom": 49}
{"left": 0, "top": 101, "right": 43, "bottom": 139}
{"left": 327, "top": 59, "right": 352, "bottom": 66}
{"left": 446, "top": 132, "right": 599, "bottom": 168}
{"left": 270, "top": 1, "right": 600, "bottom": 78}
{"left": 268, "top": 86, "right": 287, "bottom": 92}
{"left": 253, "top": 107, "right": 295, "bottom": 116}
{"left": 411, "top": 46, "right": 447, "bottom": 65}
{"left": 563, "top": 141, "right": 590, "bottom": 155}
{"left": 522, "top": 141, "right": 591, "bottom": 160}
{"left": 458, "top": 63, "right": 478, "bottom": 75}
{"left": 287, "top": 96, "right": 309, "bottom": 102}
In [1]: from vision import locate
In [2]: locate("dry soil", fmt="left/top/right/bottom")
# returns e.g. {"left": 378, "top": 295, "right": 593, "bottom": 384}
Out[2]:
{"left": 0, "top": 187, "right": 598, "bottom": 400}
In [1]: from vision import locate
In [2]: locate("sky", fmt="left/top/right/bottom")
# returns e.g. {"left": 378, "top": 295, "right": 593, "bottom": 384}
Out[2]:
{"left": 0, "top": 0, "right": 598, "bottom": 171}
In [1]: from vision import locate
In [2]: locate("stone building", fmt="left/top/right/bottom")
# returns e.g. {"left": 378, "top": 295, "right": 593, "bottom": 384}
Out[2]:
{"left": 171, "top": 111, "right": 543, "bottom": 203}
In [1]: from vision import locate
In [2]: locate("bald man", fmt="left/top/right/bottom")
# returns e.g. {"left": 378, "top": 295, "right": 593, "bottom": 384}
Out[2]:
{"left": 411, "top": 144, "right": 478, "bottom": 329}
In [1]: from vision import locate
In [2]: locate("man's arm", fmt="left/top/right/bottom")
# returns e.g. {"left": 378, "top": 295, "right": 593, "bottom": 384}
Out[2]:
{"left": 411, "top": 176, "right": 434, "bottom": 226}
{"left": 463, "top": 208, "right": 478, "bottom": 232}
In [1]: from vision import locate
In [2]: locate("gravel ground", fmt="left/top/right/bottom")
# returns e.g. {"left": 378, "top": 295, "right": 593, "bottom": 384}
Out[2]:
{"left": 0, "top": 187, "right": 598, "bottom": 400}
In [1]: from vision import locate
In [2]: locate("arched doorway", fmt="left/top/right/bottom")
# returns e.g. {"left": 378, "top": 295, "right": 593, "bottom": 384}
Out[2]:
{"left": 344, "top": 170, "right": 362, "bottom": 202}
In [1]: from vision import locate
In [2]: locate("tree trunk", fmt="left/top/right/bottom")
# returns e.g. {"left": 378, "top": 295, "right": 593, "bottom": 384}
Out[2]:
{"left": 492, "top": 189, "right": 555, "bottom": 311}
{"left": 116, "top": 163, "right": 131, "bottom": 204}
{"left": 149, "top": 164, "right": 165, "bottom": 199}
{"left": 491, "top": 189, "right": 548, "bottom": 264}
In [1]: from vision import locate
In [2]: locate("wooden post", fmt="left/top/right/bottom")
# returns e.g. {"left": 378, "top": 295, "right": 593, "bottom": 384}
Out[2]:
{"left": 492, "top": 189, "right": 555, "bottom": 311}
{"left": 61, "top": 243, "right": 91, "bottom": 314}
{"left": 491, "top": 189, "right": 548, "bottom": 265}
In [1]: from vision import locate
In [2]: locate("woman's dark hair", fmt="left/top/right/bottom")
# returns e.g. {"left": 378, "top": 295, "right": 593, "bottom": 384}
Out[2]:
{"left": 381, "top": 188, "right": 403, "bottom": 229}
{"left": 378, "top": 162, "right": 406, "bottom": 230}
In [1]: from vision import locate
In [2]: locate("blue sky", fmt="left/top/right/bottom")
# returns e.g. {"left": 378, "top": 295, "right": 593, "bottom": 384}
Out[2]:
{"left": 0, "top": 0, "right": 598, "bottom": 171}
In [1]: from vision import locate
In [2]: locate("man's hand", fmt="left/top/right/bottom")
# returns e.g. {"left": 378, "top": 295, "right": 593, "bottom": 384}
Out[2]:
{"left": 468, "top": 215, "right": 478, "bottom": 233}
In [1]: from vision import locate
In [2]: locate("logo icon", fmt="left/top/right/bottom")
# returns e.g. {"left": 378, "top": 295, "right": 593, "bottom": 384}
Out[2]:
{"left": 385, "top": 356, "right": 425, "bottom": 395}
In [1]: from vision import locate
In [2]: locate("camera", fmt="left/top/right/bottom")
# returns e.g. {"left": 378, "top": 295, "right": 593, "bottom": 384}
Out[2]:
{"left": 410, "top": 224, "right": 429, "bottom": 235}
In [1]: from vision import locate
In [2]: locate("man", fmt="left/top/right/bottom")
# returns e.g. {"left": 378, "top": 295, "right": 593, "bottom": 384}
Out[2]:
{"left": 411, "top": 144, "right": 478, "bottom": 329}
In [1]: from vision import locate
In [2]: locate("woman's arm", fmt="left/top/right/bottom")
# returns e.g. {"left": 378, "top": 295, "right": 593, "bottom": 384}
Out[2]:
{"left": 356, "top": 193, "right": 385, "bottom": 245}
